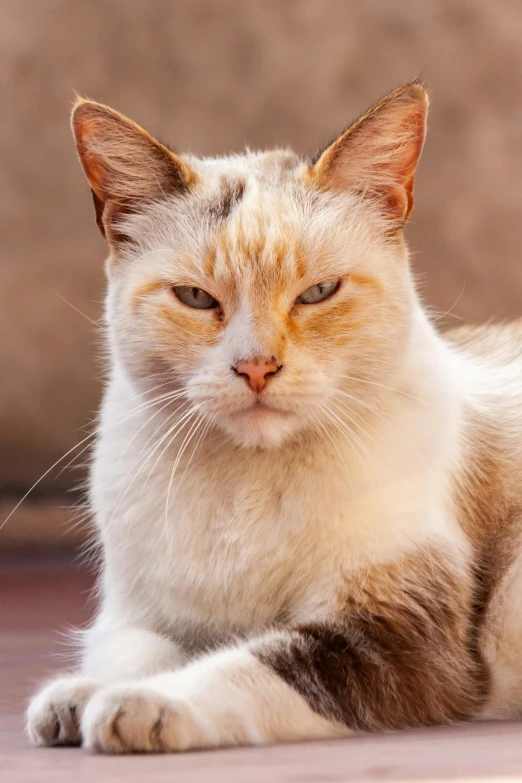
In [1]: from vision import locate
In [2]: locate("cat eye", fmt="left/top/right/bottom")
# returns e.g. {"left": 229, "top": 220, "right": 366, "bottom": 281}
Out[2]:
{"left": 173, "top": 286, "right": 219, "bottom": 310}
{"left": 295, "top": 280, "right": 340, "bottom": 305}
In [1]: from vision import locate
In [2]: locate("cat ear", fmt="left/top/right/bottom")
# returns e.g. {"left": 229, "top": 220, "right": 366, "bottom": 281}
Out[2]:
{"left": 71, "top": 98, "right": 196, "bottom": 242}
{"left": 308, "top": 82, "right": 428, "bottom": 224}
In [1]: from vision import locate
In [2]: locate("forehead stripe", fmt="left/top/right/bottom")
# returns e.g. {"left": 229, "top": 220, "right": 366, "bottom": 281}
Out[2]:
{"left": 207, "top": 178, "right": 246, "bottom": 223}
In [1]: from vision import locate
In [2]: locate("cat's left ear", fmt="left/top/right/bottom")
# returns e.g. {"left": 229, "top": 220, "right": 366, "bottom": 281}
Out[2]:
{"left": 307, "top": 82, "right": 428, "bottom": 224}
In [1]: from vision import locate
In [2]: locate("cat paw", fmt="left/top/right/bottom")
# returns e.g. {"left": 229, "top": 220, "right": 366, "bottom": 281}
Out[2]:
{"left": 81, "top": 685, "right": 202, "bottom": 753}
{"left": 26, "top": 675, "right": 99, "bottom": 746}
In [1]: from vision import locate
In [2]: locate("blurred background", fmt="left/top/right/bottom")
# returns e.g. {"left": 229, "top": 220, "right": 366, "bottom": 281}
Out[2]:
{"left": 2, "top": 0, "right": 522, "bottom": 552}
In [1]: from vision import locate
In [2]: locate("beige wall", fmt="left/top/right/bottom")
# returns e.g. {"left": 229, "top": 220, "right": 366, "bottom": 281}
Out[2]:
{"left": 2, "top": 0, "right": 522, "bottom": 544}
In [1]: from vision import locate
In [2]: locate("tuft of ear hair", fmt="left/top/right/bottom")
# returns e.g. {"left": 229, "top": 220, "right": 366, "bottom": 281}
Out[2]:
{"left": 71, "top": 98, "right": 196, "bottom": 242}
{"left": 308, "top": 81, "right": 429, "bottom": 224}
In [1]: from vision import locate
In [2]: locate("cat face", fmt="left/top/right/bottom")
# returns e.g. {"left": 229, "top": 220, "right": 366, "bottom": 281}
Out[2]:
{"left": 73, "top": 83, "right": 427, "bottom": 448}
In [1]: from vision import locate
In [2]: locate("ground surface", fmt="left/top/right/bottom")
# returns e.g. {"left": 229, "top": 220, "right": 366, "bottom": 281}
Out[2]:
{"left": 1, "top": 559, "right": 522, "bottom": 782}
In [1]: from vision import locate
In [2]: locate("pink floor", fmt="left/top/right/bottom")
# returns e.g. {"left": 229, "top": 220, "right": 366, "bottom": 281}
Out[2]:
{"left": 2, "top": 561, "right": 522, "bottom": 782}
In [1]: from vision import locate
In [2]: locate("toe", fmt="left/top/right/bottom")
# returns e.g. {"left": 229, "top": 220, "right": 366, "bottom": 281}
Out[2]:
{"left": 26, "top": 676, "right": 98, "bottom": 747}
{"left": 82, "top": 687, "right": 193, "bottom": 753}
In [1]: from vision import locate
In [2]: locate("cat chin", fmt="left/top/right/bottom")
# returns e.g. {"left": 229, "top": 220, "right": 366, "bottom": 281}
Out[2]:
{"left": 219, "top": 407, "right": 300, "bottom": 450}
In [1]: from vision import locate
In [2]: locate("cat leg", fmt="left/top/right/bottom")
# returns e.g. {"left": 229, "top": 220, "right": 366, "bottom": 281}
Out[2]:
{"left": 81, "top": 547, "right": 486, "bottom": 753}
{"left": 27, "top": 623, "right": 185, "bottom": 747}
{"left": 82, "top": 644, "right": 349, "bottom": 752}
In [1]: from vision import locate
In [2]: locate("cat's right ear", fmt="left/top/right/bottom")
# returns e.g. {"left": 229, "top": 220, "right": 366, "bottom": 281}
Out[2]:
{"left": 71, "top": 99, "right": 196, "bottom": 243}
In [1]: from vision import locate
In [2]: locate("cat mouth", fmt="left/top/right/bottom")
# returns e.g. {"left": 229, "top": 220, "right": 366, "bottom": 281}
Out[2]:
{"left": 235, "top": 400, "right": 291, "bottom": 417}
{"left": 253, "top": 400, "right": 274, "bottom": 411}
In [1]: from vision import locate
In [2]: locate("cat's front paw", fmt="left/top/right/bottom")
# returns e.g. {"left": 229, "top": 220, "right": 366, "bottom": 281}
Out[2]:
{"left": 26, "top": 675, "right": 99, "bottom": 746}
{"left": 81, "top": 685, "right": 202, "bottom": 753}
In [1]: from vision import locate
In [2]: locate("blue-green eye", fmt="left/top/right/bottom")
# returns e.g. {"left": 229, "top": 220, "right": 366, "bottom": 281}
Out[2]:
{"left": 173, "top": 286, "right": 219, "bottom": 310}
{"left": 295, "top": 280, "right": 340, "bottom": 305}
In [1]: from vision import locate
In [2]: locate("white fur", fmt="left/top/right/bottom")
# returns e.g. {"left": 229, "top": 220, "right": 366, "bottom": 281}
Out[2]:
{"left": 26, "top": 143, "right": 522, "bottom": 750}
{"left": 82, "top": 646, "right": 348, "bottom": 751}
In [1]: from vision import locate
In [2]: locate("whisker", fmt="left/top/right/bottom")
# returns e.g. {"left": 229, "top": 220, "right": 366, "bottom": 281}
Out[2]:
{"left": 54, "top": 292, "right": 102, "bottom": 328}
{"left": 319, "top": 402, "right": 384, "bottom": 517}
{"left": 163, "top": 411, "right": 206, "bottom": 548}
{"left": 307, "top": 408, "right": 356, "bottom": 514}
{"left": 143, "top": 405, "right": 200, "bottom": 488}
{"left": 431, "top": 274, "right": 468, "bottom": 324}
{"left": 102, "top": 403, "right": 199, "bottom": 536}
{"left": 0, "top": 384, "right": 204, "bottom": 531}
{"left": 317, "top": 402, "right": 405, "bottom": 598}
{"left": 104, "top": 397, "right": 187, "bottom": 486}
{"left": 54, "top": 387, "right": 197, "bottom": 482}
{"left": 324, "top": 401, "right": 381, "bottom": 477}
{"left": 333, "top": 389, "right": 428, "bottom": 470}
{"left": 337, "top": 373, "right": 422, "bottom": 403}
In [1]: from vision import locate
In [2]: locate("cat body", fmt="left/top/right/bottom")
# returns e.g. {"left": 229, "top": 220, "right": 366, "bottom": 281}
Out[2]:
{"left": 91, "top": 313, "right": 459, "bottom": 652}
{"left": 27, "top": 83, "right": 522, "bottom": 752}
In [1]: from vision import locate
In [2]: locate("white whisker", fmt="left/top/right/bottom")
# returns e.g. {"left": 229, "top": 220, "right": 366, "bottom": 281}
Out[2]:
{"left": 333, "top": 389, "right": 428, "bottom": 470}
{"left": 163, "top": 410, "right": 207, "bottom": 550}
{"left": 102, "top": 403, "right": 199, "bottom": 537}
{"left": 337, "top": 373, "right": 422, "bottom": 403}
{"left": 54, "top": 291, "right": 102, "bottom": 328}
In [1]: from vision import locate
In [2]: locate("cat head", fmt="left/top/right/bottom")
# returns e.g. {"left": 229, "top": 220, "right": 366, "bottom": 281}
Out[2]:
{"left": 72, "top": 83, "right": 428, "bottom": 449}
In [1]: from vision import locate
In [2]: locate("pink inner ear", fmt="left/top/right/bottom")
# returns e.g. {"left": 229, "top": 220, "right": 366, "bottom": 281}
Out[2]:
{"left": 384, "top": 185, "right": 410, "bottom": 222}
{"left": 90, "top": 189, "right": 106, "bottom": 237}
{"left": 72, "top": 99, "right": 196, "bottom": 204}
{"left": 310, "top": 84, "right": 428, "bottom": 223}
{"left": 72, "top": 110, "right": 111, "bottom": 200}
{"left": 72, "top": 99, "right": 198, "bottom": 245}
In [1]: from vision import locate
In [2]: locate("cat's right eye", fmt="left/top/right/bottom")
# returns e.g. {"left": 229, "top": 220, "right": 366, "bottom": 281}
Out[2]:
{"left": 173, "top": 286, "right": 219, "bottom": 310}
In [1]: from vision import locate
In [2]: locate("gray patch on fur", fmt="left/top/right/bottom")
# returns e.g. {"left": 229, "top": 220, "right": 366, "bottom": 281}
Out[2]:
{"left": 206, "top": 178, "right": 246, "bottom": 222}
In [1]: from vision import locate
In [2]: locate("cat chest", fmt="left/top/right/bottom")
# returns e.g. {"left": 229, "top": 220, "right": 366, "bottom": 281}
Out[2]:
{"left": 104, "top": 435, "right": 438, "bottom": 640}
{"left": 118, "top": 469, "right": 347, "bottom": 635}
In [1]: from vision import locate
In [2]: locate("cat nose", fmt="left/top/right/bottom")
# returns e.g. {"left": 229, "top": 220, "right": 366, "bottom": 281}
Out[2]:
{"left": 233, "top": 358, "right": 280, "bottom": 393}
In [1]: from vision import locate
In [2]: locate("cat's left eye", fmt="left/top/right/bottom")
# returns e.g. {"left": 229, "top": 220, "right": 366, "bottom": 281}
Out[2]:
{"left": 173, "top": 286, "right": 219, "bottom": 310}
{"left": 295, "top": 280, "right": 341, "bottom": 305}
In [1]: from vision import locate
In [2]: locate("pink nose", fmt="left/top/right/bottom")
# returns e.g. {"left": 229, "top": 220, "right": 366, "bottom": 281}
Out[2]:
{"left": 234, "top": 358, "right": 280, "bottom": 393}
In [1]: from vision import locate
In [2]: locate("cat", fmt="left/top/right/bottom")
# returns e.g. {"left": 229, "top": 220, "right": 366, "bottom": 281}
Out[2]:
{"left": 26, "top": 81, "right": 522, "bottom": 754}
